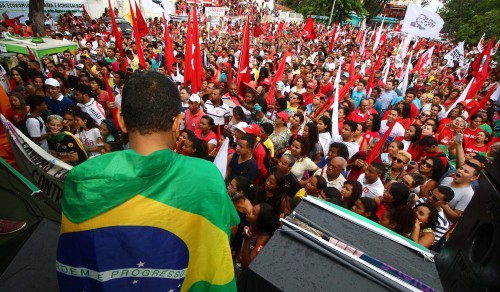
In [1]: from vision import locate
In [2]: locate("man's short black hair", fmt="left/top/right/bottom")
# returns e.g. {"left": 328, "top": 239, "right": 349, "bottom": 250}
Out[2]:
{"left": 261, "top": 123, "right": 274, "bottom": 135}
{"left": 75, "top": 84, "right": 92, "bottom": 96}
{"left": 371, "top": 161, "right": 386, "bottom": 176}
{"left": 420, "top": 135, "right": 438, "bottom": 147}
{"left": 437, "top": 186, "right": 455, "bottom": 202}
{"left": 122, "top": 71, "right": 181, "bottom": 135}
{"left": 343, "top": 120, "right": 357, "bottom": 132}
{"left": 240, "top": 135, "right": 256, "bottom": 149}
{"left": 26, "top": 94, "right": 45, "bottom": 109}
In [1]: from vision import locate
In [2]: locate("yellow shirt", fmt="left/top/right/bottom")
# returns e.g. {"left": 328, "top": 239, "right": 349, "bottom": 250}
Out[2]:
{"left": 262, "top": 138, "right": 275, "bottom": 158}
{"left": 295, "top": 188, "right": 306, "bottom": 198}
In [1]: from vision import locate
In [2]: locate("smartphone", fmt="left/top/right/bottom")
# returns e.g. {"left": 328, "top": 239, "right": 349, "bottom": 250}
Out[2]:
{"left": 456, "top": 133, "right": 463, "bottom": 143}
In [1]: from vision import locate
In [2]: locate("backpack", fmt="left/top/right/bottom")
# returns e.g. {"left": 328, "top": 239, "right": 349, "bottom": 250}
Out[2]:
{"left": 19, "top": 115, "right": 43, "bottom": 140}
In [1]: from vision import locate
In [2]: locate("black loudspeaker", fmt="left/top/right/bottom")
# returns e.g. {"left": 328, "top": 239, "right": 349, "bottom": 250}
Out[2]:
{"left": 435, "top": 157, "right": 500, "bottom": 291}
{"left": 238, "top": 198, "right": 443, "bottom": 291}
{"left": 0, "top": 219, "right": 60, "bottom": 292}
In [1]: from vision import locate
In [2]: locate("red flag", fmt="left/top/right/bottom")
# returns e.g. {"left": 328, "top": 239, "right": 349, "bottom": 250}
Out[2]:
{"left": 134, "top": 1, "right": 149, "bottom": 38}
{"left": 472, "top": 37, "right": 494, "bottom": 78}
{"left": 103, "top": 73, "right": 119, "bottom": 128}
{"left": 302, "top": 16, "right": 317, "bottom": 40}
{"left": 467, "top": 85, "right": 497, "bottom": 120}
{"left": 266, "top": 50, "right": 290, "bottom": 105}
{"left": 189, "top": 0, "right": 203, "bottom": 93}
{"left": 184, "top": 13, "right": 193, "bottom": 87}
{"left": 348, "top": 51, "right": 356, "bottom": 81}
{"left": 366, "top": 121, "right": 396, "bottom": 164}
{"left": 82, "top": 5, "right": 90, "bottom": 18}
{"left": 237, "top": 16, "right": 251, "bottom": 97}
{"left": 393, "top": 21, "right": 401, "bottom": 32}
{"left": 26, "top": 46, "right": 35, "bottom": 61}
{"left": 465, "top": 71, "right": 491, "bottom": 100}
{"left": 315, "top": 74, "right": 362, "bottom": 119}
{"left": 128, "top": 0, "right": 146, "bottom": 69}
{"left": 162, "top": 12, "right": 174, "bottom": 74}
{"left": 107, "top": 0, "right": 126, "bottom": 72}
{"left": 366, "top": 48, "right": 385, "bottom": 94}
{"left": 328, "top": 21, "right": 338, "bottom": 53}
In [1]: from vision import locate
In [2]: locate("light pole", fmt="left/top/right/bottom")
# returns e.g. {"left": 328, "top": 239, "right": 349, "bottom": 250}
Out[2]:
{"left": 328, "top": 0, "right": 337, "bottom": 26}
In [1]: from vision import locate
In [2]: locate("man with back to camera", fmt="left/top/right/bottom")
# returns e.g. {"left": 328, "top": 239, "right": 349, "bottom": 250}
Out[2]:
{"left": 57, "top": 71, "right": 239, "bottom": 291}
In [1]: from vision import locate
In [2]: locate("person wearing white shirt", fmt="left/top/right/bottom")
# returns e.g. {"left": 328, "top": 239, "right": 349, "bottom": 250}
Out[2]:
{"left": 314, "top": 156, "right": 347, "bottom": 192}
{"left": 357, "top": 162, "right": 386, "bottom": 199}
{"left": 332, "top": 120, "right": 360, "bottom": 159}
{"left": 380, "top": 108, "right": 405, "bottom": 141}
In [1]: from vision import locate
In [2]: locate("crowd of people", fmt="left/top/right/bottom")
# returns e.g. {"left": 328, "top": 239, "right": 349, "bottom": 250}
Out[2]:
{"left": 1, "top": 0, "right": 500, "bottom": 277}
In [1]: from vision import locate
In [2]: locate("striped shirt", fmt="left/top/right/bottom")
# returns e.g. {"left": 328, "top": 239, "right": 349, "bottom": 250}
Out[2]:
{"left": 203, "top": 100, "right": 230, "bottom": 126}
{"left": 416, "top": 198, "right": 450, "bottom": 243}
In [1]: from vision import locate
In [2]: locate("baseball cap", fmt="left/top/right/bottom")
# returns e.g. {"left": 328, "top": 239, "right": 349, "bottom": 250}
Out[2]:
{"left": 80, "top": 53, "right": 91, "bottom": 59}
{"left": 276, "top": 81, "right": 285, "bottom": 91}
{"left": 307, "top": 82, "right": 315, "bottom": 89}
{"left": 262, "top": 78, "right": 272, "bottom": 86}
{"left": 188, "top": 93, "right": 201, "bottom": 103}
{"left": 243, "top": 123, "right": 261, "bottom": 136}
{"left": 234, "top": 122, "right": 249, "bottom": 133}
{"left": 75, "top": 63, "right": 84, "bottom": 70}
{"left": 44, "top": 78, "right": 60, "bottom": 87}
{"left": 276, "top": 111, "right": 289, "bottom": 122}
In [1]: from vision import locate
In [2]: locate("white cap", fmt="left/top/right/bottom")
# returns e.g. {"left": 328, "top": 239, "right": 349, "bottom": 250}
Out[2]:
{"left": 75, "top": 63, "right": 84, "bottom": 70}
{"left": 44, "top": 78, "right": 60, "bottom": 87}
{"left": 188, "top": 93, "right": 201, "bottom": 103}
{"left": 233, "top": 122, "right": 248, "bottom": 133}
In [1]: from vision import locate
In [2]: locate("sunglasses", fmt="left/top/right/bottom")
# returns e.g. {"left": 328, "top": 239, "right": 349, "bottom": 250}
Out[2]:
{"left": 422, "top": 162, "right": 433, "bottom": 168}
{"left": 393, "top": 158, "right": 407, "bottom": 164}
{"left": 422, "top": 114, "right": 431, "bottom": 117}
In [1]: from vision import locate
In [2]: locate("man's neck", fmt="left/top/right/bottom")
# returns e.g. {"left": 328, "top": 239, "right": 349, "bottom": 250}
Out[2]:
{"left": 128, "top": 131, "right": 175, "bottom": 156}
{"left": 451, "top": 180, "right": 471, "bottom": 189}
{"left": 327, "top": 173, "right": 339, "bottom": 182}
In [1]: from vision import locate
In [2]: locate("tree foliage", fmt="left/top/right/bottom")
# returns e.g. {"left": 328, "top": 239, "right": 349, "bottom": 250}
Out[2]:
{"left": 363, "top": 0, "right": 389, "bottom": 19}
{"left": 440, "top": 0, "right": 499, "bottom": 44}
{"left": 281, "top": 0, "right": 367, "bottom": 22}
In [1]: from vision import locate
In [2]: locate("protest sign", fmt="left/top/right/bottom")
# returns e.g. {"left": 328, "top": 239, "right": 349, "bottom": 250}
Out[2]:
{"left": 1, "top": 115, "right": 72, "bottom": 206}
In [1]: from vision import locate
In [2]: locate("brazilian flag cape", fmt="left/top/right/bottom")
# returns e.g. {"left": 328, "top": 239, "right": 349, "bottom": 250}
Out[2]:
{"left": 57, "top": 149, "right": 239, "bottom": 291}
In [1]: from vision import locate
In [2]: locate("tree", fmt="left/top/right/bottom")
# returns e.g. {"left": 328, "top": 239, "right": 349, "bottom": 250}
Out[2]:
{"left": 440, "top": 0, "right": 499, "bottom": 44}
{"left": 29, "top": 0, "right": 45, "bottom": 37}
{"left": 282, "top": 0, "right": 367, "bottom": 22}
{"left": 363, "top": 0, "right": 389, "bottom": 19}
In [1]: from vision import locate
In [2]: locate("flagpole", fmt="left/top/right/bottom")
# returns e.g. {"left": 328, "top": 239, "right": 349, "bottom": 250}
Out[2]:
{"left": 328, "top": 0, "right": 337, "bottom": 26}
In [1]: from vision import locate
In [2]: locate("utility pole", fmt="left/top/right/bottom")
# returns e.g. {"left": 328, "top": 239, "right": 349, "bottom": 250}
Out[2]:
{"left": 328, "top": 0, "right": 337, "bottom": 26}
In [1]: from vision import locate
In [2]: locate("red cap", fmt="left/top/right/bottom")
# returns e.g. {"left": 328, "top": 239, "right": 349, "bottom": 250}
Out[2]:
{"left": 276, "top": 111, "right": 289, "bottom": 122}
{"left": 243, "top": 81, "right": 257, "bottom": 90}
{"left": 307, "top": 82, "right": 316, "bottom": 89}
{"left": 262, "top": 78, "right": 272, "bottom": 86}
{"left": 243, "top": 123, "right": 261, "bottom": 136}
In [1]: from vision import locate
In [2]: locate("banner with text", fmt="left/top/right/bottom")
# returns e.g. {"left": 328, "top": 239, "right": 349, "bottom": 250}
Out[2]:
{"left": 1, "top": 115, "right": 72, "bottom": 206}
{"left": 0, "top": 0, "right": 84, "bottom": 24}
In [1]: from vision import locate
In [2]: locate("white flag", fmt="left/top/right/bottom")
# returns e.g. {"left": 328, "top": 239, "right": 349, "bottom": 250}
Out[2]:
{"left": 213, "top": 138, "right": 229, "bottom": 176}
{"left": 445, "top": 78, "right": 474, "bottom": 116}
{"left": 477, "top": 33, "right": 485, "bottom": 52}
{"left": 401, "top": 4, "right": 444, "bottom": 39}
{"left": 330, "top": 62, "right": 342, "bottom": 138}
{"left": 444, "top": 41, "right": 465, "bottom": 66}
{"left": 399, "top": 52, "right": 413, "bottom": 97}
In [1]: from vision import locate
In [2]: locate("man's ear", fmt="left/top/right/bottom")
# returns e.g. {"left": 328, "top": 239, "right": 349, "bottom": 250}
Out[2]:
{"left": 171, "top": 113, "right": 182, "bottom": 139}
{"left": 117, "top": 109, "right": 127, "bottom": 133}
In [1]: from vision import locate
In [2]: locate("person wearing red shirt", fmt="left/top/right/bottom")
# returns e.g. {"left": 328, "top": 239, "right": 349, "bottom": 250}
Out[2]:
{"left": 319, "top": 71, "right": 334, "bottom": 96}
{"left": 303, "top": 82, "right": 316, "bottom": 105}
{"left": 463, "top": 113, "right": 483, "bottom": 144}
{"left": 348, "top": 99, "right": 371, "bottom": 123}
{"left": 463, "top": 131, "right": 490, "bottom": 155}
{"left": 184, "top": 94, "right": 205, "bottom": 132}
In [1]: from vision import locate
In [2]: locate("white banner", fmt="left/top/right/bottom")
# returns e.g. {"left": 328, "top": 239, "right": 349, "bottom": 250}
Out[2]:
{"left": 401, "top": 4, "right": 444, "bottom": 39}
{"left": 0, "top": 0, "right": 84, "bottom": 24}
{"left": 1, "top": 115, "right": 72, "bottom": 206}
{"left": 205, "top": 7, "right": 225, "bottom": 17}
{"left": 444, "top": 41, "right": 465, "bottom": 66}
